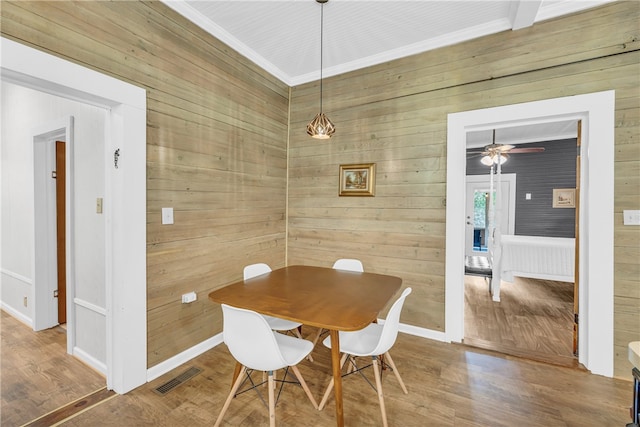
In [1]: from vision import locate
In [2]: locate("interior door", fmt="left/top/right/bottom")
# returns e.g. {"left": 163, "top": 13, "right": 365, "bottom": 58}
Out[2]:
{"left": 465, "top": 174, "right": 515, "bottom": 257}
{"left": 573, "top": 121, "right": 582, "bottom": 356}
{"left": 55, "top": 141, "right": 67, "bottom": 324}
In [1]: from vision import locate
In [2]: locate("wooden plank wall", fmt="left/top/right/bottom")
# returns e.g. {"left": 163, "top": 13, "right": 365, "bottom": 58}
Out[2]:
{"left": 2, "top": 1, "right": 638, "bottom": 379}
{"left": 288, "top": 1, "right": 639, "bottom": 379}
{"left": 1, "top": 1, "right": 290, "bottom": 367}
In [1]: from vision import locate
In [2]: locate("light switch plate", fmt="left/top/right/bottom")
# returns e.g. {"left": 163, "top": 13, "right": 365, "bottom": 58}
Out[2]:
{"left": 623, "top": 210, "right": 640, "bottom": 226}
{"left": 162, "top": 207, "right": 174, "bottom": 225}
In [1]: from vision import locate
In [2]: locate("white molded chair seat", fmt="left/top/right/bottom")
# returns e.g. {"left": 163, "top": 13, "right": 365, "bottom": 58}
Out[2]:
{"left": 318, "top": 288, "right": 412, "bottom": 427}
{"left": 332, "top": 258, "right": 364, "bottom": 272}
{"left": 214, "top": 304, "right": 318, "bottom": 427}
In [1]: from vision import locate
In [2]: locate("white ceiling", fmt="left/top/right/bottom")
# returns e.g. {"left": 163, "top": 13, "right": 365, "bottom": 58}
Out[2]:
{"left": 161, "top": 0, "right": 608, "bottom": 145}
{"left": 162, "top": 0, "right": 614, "bottom": 86}
{"left": 466, "top": 119, "right": 579, "bottom": 148}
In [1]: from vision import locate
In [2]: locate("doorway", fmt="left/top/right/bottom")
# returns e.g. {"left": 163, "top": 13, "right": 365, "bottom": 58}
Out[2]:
{"left": 32, "top": 119, "right": 73, "bottom": 335}
{"left": 2, "top": 36, "right": 147, "bottom": 393}
{"left": 445, "top": 91, "right": 615, "bottom": 378}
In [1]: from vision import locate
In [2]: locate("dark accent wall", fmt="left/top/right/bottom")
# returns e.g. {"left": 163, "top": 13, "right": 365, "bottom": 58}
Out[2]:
{"left": 467, "top": 139, "right": 577, "bottom": 238}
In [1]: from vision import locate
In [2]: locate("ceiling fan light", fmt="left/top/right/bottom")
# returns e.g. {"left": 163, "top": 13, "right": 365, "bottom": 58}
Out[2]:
{"left": 307, "top": 112, "right": 335, "bottom": 139}
{"left": 495, "top": 154, "right": 508, "bottom": 164}
{"left": 481, "top": 155, "right": 494, "bottom": 166}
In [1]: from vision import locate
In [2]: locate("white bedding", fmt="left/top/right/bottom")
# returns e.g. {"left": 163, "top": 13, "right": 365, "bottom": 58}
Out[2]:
{"left": 488, "top": 234, "right": 575, "bottom": 301}
{"left": 500, "top": 235, "right": 575, "bottom": 283}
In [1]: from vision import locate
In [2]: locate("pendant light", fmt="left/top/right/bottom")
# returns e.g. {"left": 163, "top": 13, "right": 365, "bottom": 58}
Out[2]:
{"left": 306, "top": 0, "right": 335, "bottom": 139}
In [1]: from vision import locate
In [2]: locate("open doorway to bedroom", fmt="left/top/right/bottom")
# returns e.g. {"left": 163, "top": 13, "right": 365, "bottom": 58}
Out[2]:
{"left": 462, "top": 124, "right": 580, "bottom": 367}
{"left": 445, "top": 91, "right": 615, "bottom": 378}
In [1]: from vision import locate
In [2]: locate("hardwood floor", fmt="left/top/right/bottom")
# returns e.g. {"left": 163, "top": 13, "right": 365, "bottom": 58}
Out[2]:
{"left": 2, "top": 308, "right": 633, "bottom": 426}
{"left": 0, "top": 311, "right": 106, "bottom": 426}
{"left": 464, "top": 275, "right": 580, "bottom": 368}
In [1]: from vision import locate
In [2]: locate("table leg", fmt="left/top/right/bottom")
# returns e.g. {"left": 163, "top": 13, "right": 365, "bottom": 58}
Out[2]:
{"left": 329, "top": 329, "right": 344, "bottom": 427}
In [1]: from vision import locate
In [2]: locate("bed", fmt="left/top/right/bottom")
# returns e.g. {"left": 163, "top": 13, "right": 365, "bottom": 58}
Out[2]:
{"left": 491, "top": 235, "right": 575, "bottom": 301}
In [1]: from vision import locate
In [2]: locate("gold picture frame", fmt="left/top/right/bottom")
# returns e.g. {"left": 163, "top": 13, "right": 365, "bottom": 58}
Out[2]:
{"left": 552, "top": 188, "right": 575, "bottom": 208}
{"left": 339, "top": 163, "right": 376, "bottom": 196}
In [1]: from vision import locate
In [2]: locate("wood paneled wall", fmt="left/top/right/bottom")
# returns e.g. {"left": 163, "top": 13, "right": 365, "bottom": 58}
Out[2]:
{"left": 2, "top": 1, "right": 638, "bottom": 378}
{"left": 1, "top": 1, "right": 290, "bottom": 367}
{"left": 288, "top": 1, "right": 639, "bottom": 378}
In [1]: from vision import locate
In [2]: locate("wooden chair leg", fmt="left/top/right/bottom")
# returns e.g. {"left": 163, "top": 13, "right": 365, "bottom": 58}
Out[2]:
{"left": 293, "top": 328, "right": 314, "bottom": 362}
{"left": 215, "top": 366, "right": 247, "bottom": 427}
{"left": 372, "top": 356, "right": 388, "bottom": 427}
{"left": 318, "top": 352, "right": 349, "bottom": 410}
{"left": 312, "top": 327, "right": 325, "bottom": 349}
{"left": 291, "top": 365, "right": 319, "bottom": 409}
{"left": 383, "top": 352, "right": 408, "bottom": 394}
{"left": 267, "top": 371, "right": 276, "bottom": 427}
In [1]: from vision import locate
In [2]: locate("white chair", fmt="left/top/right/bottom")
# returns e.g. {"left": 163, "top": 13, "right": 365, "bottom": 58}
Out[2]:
{"left": 318, "top": 287, "right": 412, "bottom": 427}
{"left": 214, "top": 304, "right": 318, "bottom": 427}
{"left": 332, "top": 258, "right": 364, "bottom": 272}
{"left": 243, "top": 263, "right": 305, "bottom": 335}
{"left": 311, "top": 258, "right": 365, "bottom": 350}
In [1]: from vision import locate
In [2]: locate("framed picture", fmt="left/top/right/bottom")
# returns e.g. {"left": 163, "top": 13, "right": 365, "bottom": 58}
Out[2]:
{"left": 339, "top": 163, "right": 376, "bottom": 196}
{"left": 552, "top": 188, "right": 576, "bottom": 208}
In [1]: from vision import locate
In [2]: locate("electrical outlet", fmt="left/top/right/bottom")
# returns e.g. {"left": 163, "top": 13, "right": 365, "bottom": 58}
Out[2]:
{"left": 23, "top": 297, "right": 27, "bottom": 307}
{"left": 181, "top": 291, "right": 197, "bottom": 304}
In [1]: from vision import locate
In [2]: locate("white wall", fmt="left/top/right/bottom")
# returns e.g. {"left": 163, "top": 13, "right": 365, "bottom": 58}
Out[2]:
{"left": 1, "top": 81, "right": 107, "bottom": 363}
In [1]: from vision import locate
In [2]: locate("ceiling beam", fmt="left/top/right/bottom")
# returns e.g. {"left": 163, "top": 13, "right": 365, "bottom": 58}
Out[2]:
{"left": 509, "top": 0, "right": 543, "bottom": 30}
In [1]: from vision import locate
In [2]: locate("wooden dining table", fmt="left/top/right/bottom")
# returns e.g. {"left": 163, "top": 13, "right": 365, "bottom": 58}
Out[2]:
{"left": 208, "top": 265, "right": 402, "bottom": 427}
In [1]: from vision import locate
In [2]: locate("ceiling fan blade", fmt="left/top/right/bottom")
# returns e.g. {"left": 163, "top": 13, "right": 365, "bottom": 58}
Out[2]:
{"left": 508, "top": 147, "right": 545, "bottom": 153}
{"left": 496, "top": 144, "right": 515, "bottom": 152}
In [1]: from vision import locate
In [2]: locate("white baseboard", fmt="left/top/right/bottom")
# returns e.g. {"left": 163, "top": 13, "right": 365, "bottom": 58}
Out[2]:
{"left": 74, "top": 346, "right": 107, "bottom": 376}
{"left": 146, "top": 323, "right": 444, "bottom": 384}
{"left": 1, "top": 302, "right": 33, "bottom": 328}
{"left": 146, "top": 333, "right": 224, "bottom": 382}
{"left": 398, "top": 322, "right": 446, "bottom": 342}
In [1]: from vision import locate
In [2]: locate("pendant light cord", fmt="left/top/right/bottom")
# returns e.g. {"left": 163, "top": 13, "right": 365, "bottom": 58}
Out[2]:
{"left": 319, "top": 2, "right": 324, "bottom": 113}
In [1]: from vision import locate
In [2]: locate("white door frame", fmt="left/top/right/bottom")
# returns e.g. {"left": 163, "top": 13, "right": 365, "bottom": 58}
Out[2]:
{"left": 446, "top": 91, "right": 615, "bottom": 377}
{"left": 1, "top": 37, "right": 148, "bottom": 393}
{"left": 31, "top": 118, "right": 74, "bottom": 341}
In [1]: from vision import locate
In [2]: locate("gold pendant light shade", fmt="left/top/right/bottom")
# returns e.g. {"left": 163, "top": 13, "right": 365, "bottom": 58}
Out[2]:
{"left": 307, "top": 0, "right": 335, "bottom": 139}
{"left": 307, "top": 112, "right": 335, "bottom": 139}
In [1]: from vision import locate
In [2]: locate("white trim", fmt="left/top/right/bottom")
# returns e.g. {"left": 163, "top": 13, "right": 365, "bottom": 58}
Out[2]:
{"left": 73, "top": 298, "right": 107, "bottom": 317}
{"left": 446, "top": 91, "right": 615, "bottom": 377}
{"left": 30, "top": 118, "right": 75, "bottom": 338}
{"left": 145, "top": 323, "right": 445, "bottom": 383}
{"left": 0, "top": 302, "right": 33, "bottom": 328}
{"left": 1, "top": 37, "right": 148, "bottom": 393}
{"left": 74, "top": 346, "right": 107, "bottom": 375}
{"left": 376, "top": 319, "right": 447, "bottom": 343}
{"left": 0, "top": 268, "right": 32, "bottom": 285}
{"left": 147, "top": 334, "right": 224, "bottom": 382}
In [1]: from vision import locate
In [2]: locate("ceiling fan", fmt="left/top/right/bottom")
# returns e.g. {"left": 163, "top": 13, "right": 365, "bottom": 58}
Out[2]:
{"left": 467, "top": 130, "right": 545, "bottom": 165}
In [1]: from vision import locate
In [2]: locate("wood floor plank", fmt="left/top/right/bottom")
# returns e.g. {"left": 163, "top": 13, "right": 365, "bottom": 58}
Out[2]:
{"left": 464, "top": 275, "right": 579, "bottom": 368}
{"left": 23, "top": 387, "right": 116, "bottom": 427}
